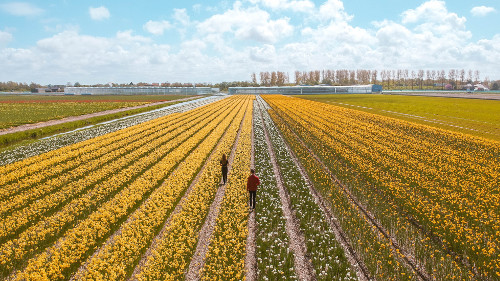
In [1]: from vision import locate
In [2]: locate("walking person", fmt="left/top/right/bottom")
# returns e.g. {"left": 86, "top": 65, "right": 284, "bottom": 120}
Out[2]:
{"left": 247, "top": 169, "right": 260, "bottom": 212}
{"left": 220, "top": 154, "right": 229, "bottom": 185}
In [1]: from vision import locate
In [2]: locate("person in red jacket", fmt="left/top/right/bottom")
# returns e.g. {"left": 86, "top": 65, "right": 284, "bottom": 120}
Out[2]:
{"left": 247, "top": 169, "right": 260, "bottom": 211}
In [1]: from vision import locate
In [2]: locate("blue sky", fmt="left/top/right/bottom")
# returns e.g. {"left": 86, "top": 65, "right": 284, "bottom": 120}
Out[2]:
{"left": 0, "top": 0, "right": 498, "bottom": 84}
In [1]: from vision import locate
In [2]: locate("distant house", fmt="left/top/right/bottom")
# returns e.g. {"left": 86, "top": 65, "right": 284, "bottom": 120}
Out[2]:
{"left": 474, "top": 84, "right": 489, "bottom": 91}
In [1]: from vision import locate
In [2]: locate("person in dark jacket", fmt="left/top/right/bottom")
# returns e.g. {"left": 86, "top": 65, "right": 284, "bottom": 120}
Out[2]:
{"left": 220, "top": 154, "right": 228, "bottom": 184}
{"left": 246, "top": 169, "right": 260, "bottom": 211}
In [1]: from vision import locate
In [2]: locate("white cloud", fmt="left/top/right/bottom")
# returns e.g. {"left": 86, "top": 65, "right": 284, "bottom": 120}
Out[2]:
{"left": 197, "top": 2, "right": 293, "bottom": 43}
{"left": 143, "top": 20, "right": 173, "bottom": 35}
{"left": 318, "top": 0, "right": 352, "bottom": 22}
{"left": 471, "top": 6, "right": 496, "bottom": 17}
{"left": 0, "top": 30, "right": 167, "bottom": 83}
{"left": 192, "top": 4, "right": 202, "bottom": 13}
{"left": 174, "top": 8, "right": 190, "bottom": 26}
{"left": 0, "top": 30, "right": 13, "bottom": 47}
{"left": 0, "top": 2, "right": 43, "bottom": 16}
{"left": 248, "top": 0, "right": 315, "bottom": 12}
{"left": 89, "top": 6, "right": 110, "bottom": 21}
{"left": 249, "top": 44, "right": 276, "bottom": 62}
{"left": 2, "top": 0, "right": 500, "bottom": 84}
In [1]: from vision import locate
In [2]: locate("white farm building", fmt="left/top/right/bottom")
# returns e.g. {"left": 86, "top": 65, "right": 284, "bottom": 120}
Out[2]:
{"left": 228, "top": 85, "right": 383, "bottom": 95}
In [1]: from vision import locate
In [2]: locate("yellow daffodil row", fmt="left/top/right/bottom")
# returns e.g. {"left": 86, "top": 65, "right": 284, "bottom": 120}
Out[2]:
{"left": 72, "top": 96, "right": 248, "bottom": 280}
{"left": 0, "top": 107, "right": 184, "bottom": 188}
{"left": 266, "top": 107, "right": 415, "bottom": 280}
{"left": 258, "top": 97, "right": 357, "bottom": 280}
{"left": 0, "top": 108, "right": 208, "bottom": 217}
{"left": 201, "top": 96, "right": 254, "bottom": 280}
{"left": 0, "top": 99, "right": 228, "bottom": 243}
{"left": 280, "top": 97, "right": 499, "bottom": 275}
{"left": 134, "top": 96, "right": 252, "bottom": 281}
{"left": 265, "top": 96, "right": 470, "bottom": 280}
{"left": 263, "top": 95, "right": 499, "bottom": 279}
{"left": 14, "top": 97, "right": 239, "bottom": 280}
{"left": 0, "top": 97, "right": 232, "bottom": 279}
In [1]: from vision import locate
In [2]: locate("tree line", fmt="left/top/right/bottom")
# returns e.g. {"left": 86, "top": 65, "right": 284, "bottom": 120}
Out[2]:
{"left": 251, "top": 69, "right": 500, "bottom": 90}
{"left": 0, "top": 82, "right": 42, "bottom": 92}
{"left": 1, "top": 68, "right": 499, "bottom": 92}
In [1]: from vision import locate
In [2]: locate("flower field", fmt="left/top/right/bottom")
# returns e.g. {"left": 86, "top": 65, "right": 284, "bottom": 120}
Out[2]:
{"left": 263, "top": 94, "right": 499, "bottom": 280}
{"left": 0, "top": 94, "right": 497, "bottom": 280}
{"left": 0, "top": 94, "right": 188, "bottom": 129}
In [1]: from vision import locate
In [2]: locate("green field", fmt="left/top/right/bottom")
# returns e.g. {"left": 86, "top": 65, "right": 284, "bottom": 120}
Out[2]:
{"left": 295, "top": 94, "right": 500, "bottom": 141}
{"left": 0, "top": 95, "right": 190, "bottom": 129}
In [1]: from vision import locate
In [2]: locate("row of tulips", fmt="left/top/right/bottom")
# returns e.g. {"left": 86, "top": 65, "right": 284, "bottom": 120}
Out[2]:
{"left": 0, "top": 96, "right": 222, "bottom": 166}
{"left": 200, "top": 96, "right": 254, "bottom": 280}
{"left": 71, "top": 96, "right": 248, "bottom": 280}
{"left": 265, "top": 96, "right": 463, "bottom": 279}
{"left": 14, "top": 97, "right": 238, "bottom": 280}
{"left": 134, "top": 96, "right": 253, "bottom": 281}
{"left": 264, "top": 96, "right": 416, "bottom": 280}
{"left": 257, "top": 96, "right": 357, "bottom": 280}
{"left": 252, "top": 98, "right": 297, "bottom": 280}
{"left": 0, "top": 109, "right": 206, "bottom": 218}
{"left": 0, "top": 97, "right": 232, "bottom": 279}
{"left": 0, "top": 108, "right": 184, "bottom": 190}
{"left": 0, "top": 98, "right": 228, "bottom": 244}
{"left": 264, "top": 94, "right": 499, "bottom": 279}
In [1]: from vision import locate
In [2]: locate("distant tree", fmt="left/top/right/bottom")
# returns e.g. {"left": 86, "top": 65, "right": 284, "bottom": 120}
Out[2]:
{"left": 74, "top": 82, "right": 81, "bottom": 87}
{"left": 408, "top": 71, "right": 415, "bottom": 90}
{"left": 492, "top": 82, "right": 499, "bottom": 90}
{"left": 276, "top": 71, "right": 286, "bottom": 86}
{"left": 467, "top": 69, "right": 473, "bottom": 83}
{"left": 270, "top": 71, "right": 277, "bottom": 86}
{"left": 459, "top": 69, "right": 465, "bottom": 89}
{"left": 474, "top": 70, "right": 480, "bottom": 84}
{"left": 371, "top": 70, "right": 378, "bottom": 85}
{"left": 418, "top": 70, "right": 424, "bottom": 89}
{"left": 251, "top": 73, "right": 258, "bottom": 86}
{"left": 294, "top": 71, "right": 302, "bottom": 85}
{"left": 439, "top": 70, "right": 446, "bottom": 90}
{"left": 448, "top": 69, "right": 456, "bottom": 89}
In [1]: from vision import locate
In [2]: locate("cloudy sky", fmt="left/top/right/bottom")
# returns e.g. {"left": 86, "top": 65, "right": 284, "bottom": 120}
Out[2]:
{"left": 0, "top": 0, "right": 498, "bottom": 84}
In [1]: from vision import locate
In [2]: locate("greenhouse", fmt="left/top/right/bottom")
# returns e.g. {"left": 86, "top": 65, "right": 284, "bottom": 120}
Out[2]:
{"left": 64, "top": 86, "right": 214, "bottom": 95}
{"left": 228, "top": 84, "right": 382, "bottom": 95}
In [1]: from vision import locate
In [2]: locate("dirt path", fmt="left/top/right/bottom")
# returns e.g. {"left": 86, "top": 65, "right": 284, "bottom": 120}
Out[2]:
{"left": 0, "top": 96, "right": 199, "bottom": 136}
{"left": 256, "top": 97, "right": 370, "bottom": 281}
{"left": 269, "top": 105, "right": 432, "bottom": 281}
{"left": 244, "top": 100, "right": 257, "bottom": 281}
{"left": 258, "top": 99, "right": 316, "bottom": 281}
{"left": 184, "top": 110, "right": 247, "bottom": 281}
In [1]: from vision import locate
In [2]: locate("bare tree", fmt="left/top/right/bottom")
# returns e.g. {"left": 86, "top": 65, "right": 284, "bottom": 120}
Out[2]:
{"left": 467, "top": 69, "right": 473, "bottom": 83}
{"left": 459, "top": 69, "right": 465, "bottom": 89}
{"left": 294, "top": 71, "right": 302, "bottom": 85}
{"left": 410, "top": 70, "right": 416, "bottom": 90}
{"left": 271, "top": 71, "right": 277, "bottom": 86}
{"left": 439, "top": 70, "right": 446, "bottom": 90}
{"left": 251, "top": 73, "right": 258, "bottom": 86}
{"left": 371, "top": 70, "right": 378, "bottom": 85}
{"left": 448, "top": 69, "right": 456, "bottom": 89}
{"left": 474, "top": 70, "right": 480, "bottom": 84}
{"left": 418, "top": 70, "right": 424, "bottom": 89}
